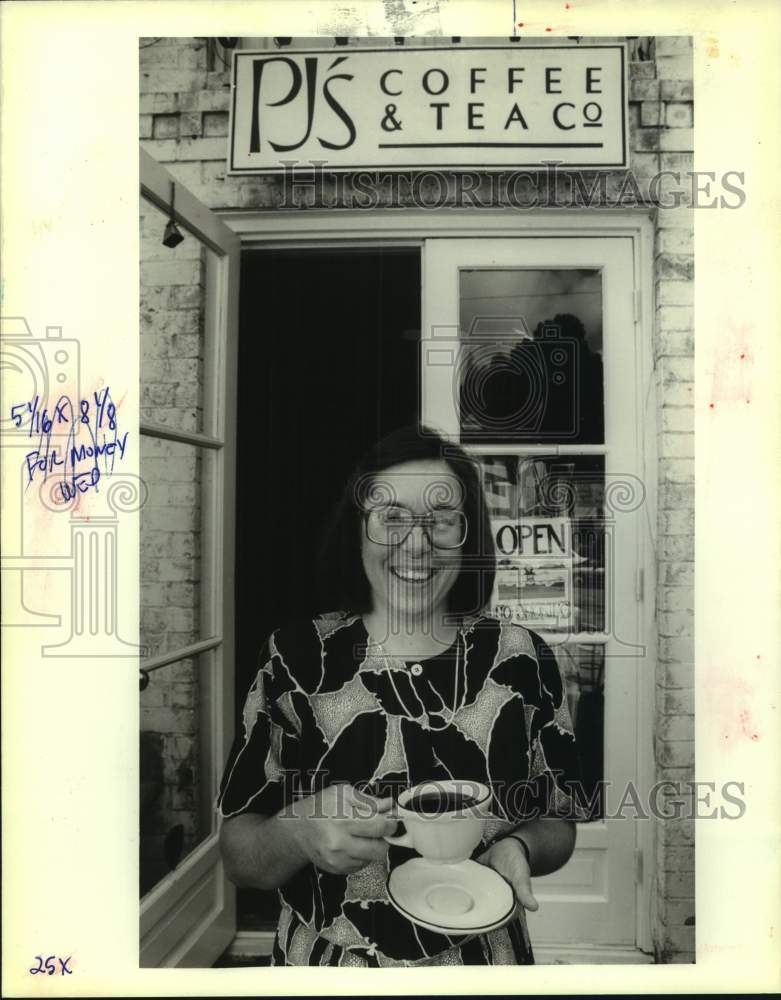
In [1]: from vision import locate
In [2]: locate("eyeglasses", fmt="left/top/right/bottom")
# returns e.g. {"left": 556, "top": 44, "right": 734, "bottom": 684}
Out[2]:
{"left": 363, "top": 506, "right": 468, "bottom": 549}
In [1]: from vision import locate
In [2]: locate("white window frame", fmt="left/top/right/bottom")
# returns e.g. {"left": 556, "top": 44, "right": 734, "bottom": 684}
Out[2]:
{"left": 220, "top": 207, "right": 657, "bottom": 962}
{"left": 139, "top": 148, "right": 240, "bottom": 966}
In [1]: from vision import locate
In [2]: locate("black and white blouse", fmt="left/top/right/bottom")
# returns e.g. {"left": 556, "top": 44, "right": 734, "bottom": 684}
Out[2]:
{"left": 217, "top": 612, "right": 585, "bottom": 966}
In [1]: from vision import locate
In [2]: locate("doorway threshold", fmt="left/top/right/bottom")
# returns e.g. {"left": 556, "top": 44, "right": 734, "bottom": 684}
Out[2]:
{"left": 225, "top": 931, "right": 654, "bottom": 966}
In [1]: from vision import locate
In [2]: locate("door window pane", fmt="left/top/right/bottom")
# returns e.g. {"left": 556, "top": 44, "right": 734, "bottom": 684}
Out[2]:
{"left": 476, "top": 452, "right": 607, "bottom": 817}
{"left": 140, "top": 652, "right": 215, "bottom": 895}
{"left": 478, "top": 454, "right": 606, "bottom": 634}
{"left": 459, "top": 268, "right": 604, "bottom": 443}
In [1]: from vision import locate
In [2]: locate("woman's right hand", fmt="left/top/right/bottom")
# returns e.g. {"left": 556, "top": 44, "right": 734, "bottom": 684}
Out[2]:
{"left": 288, "top": 783, "right": 398, "bottom": 875}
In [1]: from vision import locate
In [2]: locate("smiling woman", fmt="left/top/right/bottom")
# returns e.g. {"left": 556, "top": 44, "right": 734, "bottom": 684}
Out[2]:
{"left": 359, "top": 458, "right": 465, "bottom": 657}
{"left": 217, "top": 425, "right": 585, "bottom": 966}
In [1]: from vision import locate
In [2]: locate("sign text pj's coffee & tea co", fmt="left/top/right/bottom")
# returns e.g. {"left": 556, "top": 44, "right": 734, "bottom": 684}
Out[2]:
{"left": 229, "top": 44, "right": 628, "bottom": 173}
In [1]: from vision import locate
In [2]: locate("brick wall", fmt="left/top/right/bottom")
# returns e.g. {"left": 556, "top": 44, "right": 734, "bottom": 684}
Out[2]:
{"left": 139, "top": 196, "right": 207, "bottom": 893}
{"left": 646, "top": 36, "right": 695, "bottom": 965}
{"left": 139, "top": 36, "right": 695, "bottom": 959}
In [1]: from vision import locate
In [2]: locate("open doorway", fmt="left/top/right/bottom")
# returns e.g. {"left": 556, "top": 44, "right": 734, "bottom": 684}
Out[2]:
{"left": 234, "top": 246, "right": 422, "bottom": 931}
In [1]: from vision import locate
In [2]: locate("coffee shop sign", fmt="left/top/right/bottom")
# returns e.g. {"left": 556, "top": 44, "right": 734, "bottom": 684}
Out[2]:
{"left": 229, "top": 45, "right": 628, "bottom": 173}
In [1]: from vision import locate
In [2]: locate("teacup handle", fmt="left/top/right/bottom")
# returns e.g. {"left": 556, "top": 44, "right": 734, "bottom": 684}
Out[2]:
{"left": 383, "top": 822, "right": 413, "bottom": 849}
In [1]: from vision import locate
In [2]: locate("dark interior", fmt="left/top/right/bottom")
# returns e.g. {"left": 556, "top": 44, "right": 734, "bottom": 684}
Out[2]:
{"left": 235, "top": 246, "right": 421, "bottom": 928}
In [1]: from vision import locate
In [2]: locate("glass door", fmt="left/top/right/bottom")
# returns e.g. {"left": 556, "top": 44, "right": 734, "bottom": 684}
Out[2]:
{"left": 139, "top": 148, "right": 239, "bottom": 966}
{"left": 423, "top": 238, "right": 643, "bottom": 947}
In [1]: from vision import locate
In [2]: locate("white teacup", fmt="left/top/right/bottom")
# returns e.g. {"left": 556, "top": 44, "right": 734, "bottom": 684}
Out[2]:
{"left": 384, "top": 779, "right": 491, "bottom": 864}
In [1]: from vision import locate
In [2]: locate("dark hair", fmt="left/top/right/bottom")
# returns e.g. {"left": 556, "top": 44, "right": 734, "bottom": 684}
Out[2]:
{"left": 317, "top": 425, "right": 496, "bottom": 618}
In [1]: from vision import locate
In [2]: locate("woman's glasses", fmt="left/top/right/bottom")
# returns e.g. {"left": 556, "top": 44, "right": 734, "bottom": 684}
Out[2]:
{"left": 364, "top": 505, "right": 468, "bottom": 549}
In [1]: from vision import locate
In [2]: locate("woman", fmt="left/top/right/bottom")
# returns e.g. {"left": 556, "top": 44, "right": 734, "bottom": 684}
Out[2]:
{"left": 217, "top": 425, "right": 585, "bottom": 966}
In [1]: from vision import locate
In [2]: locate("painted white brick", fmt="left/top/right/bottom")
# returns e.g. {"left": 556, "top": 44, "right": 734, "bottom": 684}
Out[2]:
{"left": 630, "top": 61, "right": 656, "bottom": 80}
{"left": 658, "top": 899, "right": 696, "bottom": 926}
{"left": 659, "top": 431, "right": 694, "bottom": 458}
{"left": 141, "top": 706, "right": 195, "bottom": 733}
{"left": 660, "top": 79, "right": 694, "bottom": 101}
{"left": 174, "top": 383, "right": 202, "bottom": 407}
{"left": 654, "top": 37, "right": 692, "bottom": 56}
{"left": 656, "top": 55, "right": 694, "bottom": 81}
{"left": 660, "top": 129, "right": 694, "bottom": 152}
{"left": 169, "top": 533, "right": 199, "bottom": 559}
{"left": 177, "top": 90, "right": 231, "bottom": 112}
{"left": 655, "top": 252, "right": 694, "bottom": 281}
{"left": 630, "top": 151, "right": 662, "bottom": 184}
{"left": 656, "top": 685, "right": 694, "bottom": 715}
{"left": 139, "top": 41, "right": 189, "bottom": 67}
{"left": 661, "top": 406, "right": 693, "bottom": 433}
{"left": 660, "top": 561, "right": 694, "bottom": 587}
{"left": 658, "top": 932, "right": 695, "bottom": 961}
{"left": 141, "top": 455, "right": 197, "bottom": 482}
{"left": 656, "top": 205, "right": 694, "bottom": 230}
{"left": 658, "top": 635, "right": 694, "bottom": 666}
{"left": 143, "top": 508, "right": 196, "bottom": 532}
{"left": 659, "top": 458, "right": 694, "bottom": 484}
{"left": 659, "top": 534, "right": 694, "bottom": 561}
{"left": 659, "top": 507, "right": 695, "bottom": 535}
{"left": 658, "top": 357, "right": 694, "bottom": 383}
{"left": 153, "top": 113, "right": 179, "bottom": 139}
{"left": 139, "top": 69, "right": 207, "bottom": 93}
{"left": 140, "top": 92, "right": 178, "bottom": 114}
{"left": 657, "top": 667, "right": 694, "bottom": 697}
{"left": 664, "top": 869, "right": 694, "bottom": 899}
{"left": 169, "top": 483, "right": 198, "bottom": 505}
{"left": 141, "top": 259, "right": 201, "bottom": 287}
{"left": 142, "top": 407, "right": 200, "bottom": 433}
{"left": 660, "top": 480, "right": 694, "bottom": 504}
{"left": 656, "top": 228, "right": 693, "bottom": 254}
{"left": 655, "top": 329, "right": 694, "bottom": 360}
{"left": 141, "top": 383, "right": 176, "bottom": 407}
{"left": 657, "top": 306, "right": 693, "bottom": 331}
{"left": 166, "top": 161, "right": 203, "bottom": 190}
{"left": 166, "top": 584, "right": 196, "bottom": 608}
{"left": 630, "top": 79, "right": 661, "bottom": 100}
{"left": 660, "top": 382, "right": 694, "bottom": 406}
{"left": 167, "top": 607, "right": 196, "bottom": 632}
{"left": 665, "top": 102, "right": 693, "bottom": 128}
{"left": 203, "top": 112, "right": 230, "bottom": 137}
{"left": 658, "top": 714, "right": 695, "bottom": 740}
{"left": 659, "top": 152, "right": 693, "bottom": 175}
{"left": 143, "top": 137, "right": 227, "bottom": 163}
{"left": 640, "top": 101, "right": 662, "bottom": 126}
{"left": 655, "top": 281, "right": 693, "bottom": 307}
{"left": 659, "top": 611, "right": 694, "bottom": 638}
{"left": 179, "top": 44, "right": 208, "bottom": 70}
{"left": 659, "top": 843, "right": 695, "bottom": 869}
{"left": 657, "top": 741, "right": 695, "bottom": 769}
{"left": 179, "top": 112, "right": 203, "bottom": 138}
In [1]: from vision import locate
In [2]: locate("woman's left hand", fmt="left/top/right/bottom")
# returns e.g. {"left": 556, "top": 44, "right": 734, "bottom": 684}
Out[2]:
{"left": 476, "top": 837, "right": 539, "bottom": 912}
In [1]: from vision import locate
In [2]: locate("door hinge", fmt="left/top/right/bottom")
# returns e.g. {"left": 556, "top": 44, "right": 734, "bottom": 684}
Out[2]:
{"left": 635, "top": 568, "right": 644, "bottom": 602}
{"left": 633, "top": 289, "right": 642, "bottom": 323}
{"left": 634, "top": 848, "right": 644, "bottom": 884}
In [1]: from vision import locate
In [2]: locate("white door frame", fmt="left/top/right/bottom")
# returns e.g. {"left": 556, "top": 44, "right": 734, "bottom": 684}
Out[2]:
{"left": 140, "top": 148, "right": 240, "bottom": 966}
{"left": 220, "top": 207, "right": 657, "bottom": 960}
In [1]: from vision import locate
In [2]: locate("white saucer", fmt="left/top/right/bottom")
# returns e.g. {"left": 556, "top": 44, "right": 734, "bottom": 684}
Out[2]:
{"left": 386, "top": 858, "right": 516, "bottom": 934}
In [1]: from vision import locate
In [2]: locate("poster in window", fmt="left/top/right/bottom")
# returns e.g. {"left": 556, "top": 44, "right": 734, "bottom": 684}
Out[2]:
{"left": 489, "top": 516, "right": 577, "bottom": 630}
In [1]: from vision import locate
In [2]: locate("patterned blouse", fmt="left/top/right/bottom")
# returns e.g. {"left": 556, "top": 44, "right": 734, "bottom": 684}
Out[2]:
{"left": 217, "top": 612, "right": 585, "bottom": 967}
